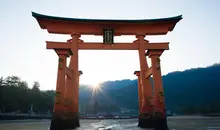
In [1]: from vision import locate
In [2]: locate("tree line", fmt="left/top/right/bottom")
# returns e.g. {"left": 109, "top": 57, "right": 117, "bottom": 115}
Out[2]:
{"left": 106, "top": 63, "right": 220, "bottom": 114}
{"left": 0, "top": 76, "right": 54, "bottom": 114}
{"left": 1, "top": 63, "right": 220, "bottom": 115}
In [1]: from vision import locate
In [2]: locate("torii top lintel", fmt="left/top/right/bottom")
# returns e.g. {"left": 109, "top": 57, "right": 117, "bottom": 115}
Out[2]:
{"left": 32, "top": 12, "right": 182, "bottom": 35}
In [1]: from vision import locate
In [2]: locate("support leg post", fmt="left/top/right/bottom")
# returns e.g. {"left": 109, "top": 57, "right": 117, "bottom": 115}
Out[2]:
{"left": 136, "top": 36, "right": 154, "bottom": 128}
{"left": 134, "top": 71, "right": 144, "bottom": 127}
{"left": 147, "top": 50, "right": 169, "bottom": 130}
{"left": 63, "top": 74, "right": 77, "bottom": 129}
{"left": 50, "top": 52, "right": 68, "bottom": 130}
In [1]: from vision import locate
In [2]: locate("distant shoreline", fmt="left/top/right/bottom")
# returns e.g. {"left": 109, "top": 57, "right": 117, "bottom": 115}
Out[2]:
{"left": 201, "top": 114, "right": 220, "bottom": 117}
{"left": 0, "top": 114, "right": 219, "bottom": 120}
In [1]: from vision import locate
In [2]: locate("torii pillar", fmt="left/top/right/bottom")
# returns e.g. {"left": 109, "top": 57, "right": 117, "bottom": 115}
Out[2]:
{"left": 133, "top": 71, "right": 144, "bottom": 126}
{"left": 50, "top": 49, "right": 72, "bottom": 130}
{"left": 146, "top": 49, "right": 168, "bottom": 130}
{"left": 136, "top": 35, "right": 154, "bottom": 128}
{"left": 63, "top": 70, "right": 82, "bottom": 129}
{"left": 63, "top": 34, "right": 81, "bottom": 129}
{"left": 63, "top": 65, "right": 74, "bottom": 129}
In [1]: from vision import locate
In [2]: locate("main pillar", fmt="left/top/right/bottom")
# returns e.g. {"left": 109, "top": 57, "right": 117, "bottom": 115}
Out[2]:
{"left": 71, "top": 34, "right": 80, "bottom": 128}
{"left": 50, "top": 49, "right": 71, "bottom": 130}
{"left": 136, "top": 35, "right": 154, "bottom": 128}
{"left": 134, "top": 71, "right": 144, "bottom": 125}
{"left": 63, "top": 34, "right": 80, "bottom": 129}
{"left": 146, "top": 49, "right": 169, "bottom": 130}
{"left": 63, "top": 67, "right": 76, "bottom": 129}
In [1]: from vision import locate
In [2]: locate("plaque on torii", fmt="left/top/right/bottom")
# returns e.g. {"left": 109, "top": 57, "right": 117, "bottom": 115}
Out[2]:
{"left": 103, "top": 28, "right": 114, "bottom": 44}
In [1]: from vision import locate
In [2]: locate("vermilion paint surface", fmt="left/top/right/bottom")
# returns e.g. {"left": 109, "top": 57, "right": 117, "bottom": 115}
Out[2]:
{"left": 32, "top": 12, "right": 182, "bottom": 123}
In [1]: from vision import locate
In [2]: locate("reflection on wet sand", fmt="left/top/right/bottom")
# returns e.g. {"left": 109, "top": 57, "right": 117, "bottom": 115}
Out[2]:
{"left": 0, "top": 116, "right": 220, "bottom": 130}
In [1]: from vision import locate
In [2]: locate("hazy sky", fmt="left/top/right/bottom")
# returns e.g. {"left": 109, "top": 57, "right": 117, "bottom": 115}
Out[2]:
{"left": 0, "top": 0, "right": 219, "bottom": 90}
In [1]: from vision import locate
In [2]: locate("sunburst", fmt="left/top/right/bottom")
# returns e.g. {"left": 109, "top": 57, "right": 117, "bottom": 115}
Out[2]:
{"left": 88, "top": 82, "right": 102, "bottom": 94}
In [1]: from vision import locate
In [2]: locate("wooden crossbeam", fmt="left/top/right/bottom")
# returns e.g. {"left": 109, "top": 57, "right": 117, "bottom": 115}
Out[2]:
{"left": 65, "top": 67, "right": 73, "bottom": 78}
{"left": 65, "top": 67, "right": 82, "bottom": 78}
{"left": 46, "top": 41, "right": 169, "bottom": 50}
{"left": 134, "top": 71, "right": 140, "bottom": 76}
{"left": 46, "top": 42, "right": 71, "bottom": 49}
{"left": 145, "top": 67, "right": 152, "bottom": 78}
{"left": 78, "top": 71, "right": 83, "bottom": 75}
{"left": 80, "top": 42, "right": 138, "bottom": 50}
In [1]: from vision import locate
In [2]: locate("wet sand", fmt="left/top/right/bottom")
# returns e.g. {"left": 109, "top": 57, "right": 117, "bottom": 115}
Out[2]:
{"left": 0, "top": 116, "right": 220, "bottom": 130}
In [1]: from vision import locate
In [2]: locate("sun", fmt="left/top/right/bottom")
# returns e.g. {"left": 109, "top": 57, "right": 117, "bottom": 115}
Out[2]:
{"left": 92, "top": 85, "right": 99, "bottom": 89}
{"left": 88, "top": 82, "right": 102, "bottom": 92}
{"left": 89, "top": 83, "right": 100, "bottom": 89}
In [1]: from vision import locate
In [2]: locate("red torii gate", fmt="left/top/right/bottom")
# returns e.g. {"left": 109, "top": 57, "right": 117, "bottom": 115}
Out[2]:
{"left": 32, "top": 12, "right": 182, "bottom": 130}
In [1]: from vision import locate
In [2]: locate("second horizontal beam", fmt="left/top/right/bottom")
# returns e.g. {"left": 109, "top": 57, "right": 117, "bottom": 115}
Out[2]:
{"left": 46, "top": 41, "right": 169, "bottom": 50}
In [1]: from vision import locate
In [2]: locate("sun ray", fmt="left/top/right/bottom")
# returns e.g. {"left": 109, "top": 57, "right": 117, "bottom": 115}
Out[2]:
{"left": 88, "top": 82, "right": 102, "bottom": 95}
{"left": 86, "top": 82, "right": 121, "bottom": 111}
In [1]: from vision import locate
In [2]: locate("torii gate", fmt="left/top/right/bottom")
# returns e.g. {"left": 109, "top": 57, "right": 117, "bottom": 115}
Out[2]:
{"left": 32, "top": 12, "right": 182, "bottom": 130}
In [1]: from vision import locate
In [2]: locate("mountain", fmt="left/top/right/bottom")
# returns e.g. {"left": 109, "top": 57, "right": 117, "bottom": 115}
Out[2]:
{"left": 1, "top": 63, "right": 219, "bottom": 115}
{"left": 79, "top": 63, "right": 220, "bottom": 114}
{"left": 78, "top": 79, "right": 136, "bottom": 113}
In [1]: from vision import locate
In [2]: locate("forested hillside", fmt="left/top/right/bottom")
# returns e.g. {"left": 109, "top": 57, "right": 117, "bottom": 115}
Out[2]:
{"left": 163, "top": 63, "right": 220, "bottom": 114}
{"left": 109, "top": 63, "right": 220, "bottom": 114}
{"left": 0, "top": 63, "right": 220, "bottom": 114}
{"left": 79, "top": 63, "right": 220, "bottom": 114}
{"left": 0, "top": 76, "right": 54, "bottom": 113}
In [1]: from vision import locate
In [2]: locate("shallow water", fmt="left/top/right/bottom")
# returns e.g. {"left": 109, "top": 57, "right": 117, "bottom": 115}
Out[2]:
{"left": 79, "top": 119, "right": 142, "bottom": 130}
{"left": 0, "top": 116, "right": 220, "bottom": 130}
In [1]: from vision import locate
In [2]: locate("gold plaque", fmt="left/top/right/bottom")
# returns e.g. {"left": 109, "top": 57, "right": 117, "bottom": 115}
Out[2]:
{"left": 103, "top": 29, "right": 114, "bottom": 44}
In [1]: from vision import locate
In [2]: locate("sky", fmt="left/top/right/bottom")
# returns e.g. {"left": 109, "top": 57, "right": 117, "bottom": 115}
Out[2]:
{"left": 0, "top": 0, "right": 220, "bottom": 90}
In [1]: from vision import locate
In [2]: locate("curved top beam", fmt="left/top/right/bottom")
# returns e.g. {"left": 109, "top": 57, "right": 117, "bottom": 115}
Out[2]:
{"left": 32, "top": 12, "right": 182, "bottom": 24}
{"left": 32, "top": 12, "right": 182, "bottom": 35}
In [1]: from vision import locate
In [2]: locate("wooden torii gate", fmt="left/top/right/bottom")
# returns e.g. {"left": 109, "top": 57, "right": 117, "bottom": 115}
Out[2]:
{"left": 32, "top": 12, "right": 182, "bottom": 130}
